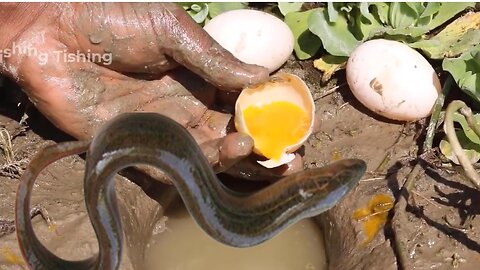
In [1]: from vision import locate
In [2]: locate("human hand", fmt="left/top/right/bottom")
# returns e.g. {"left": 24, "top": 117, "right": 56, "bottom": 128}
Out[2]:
{"left": 0, "top": 3, "right": 304, "bottom": 179}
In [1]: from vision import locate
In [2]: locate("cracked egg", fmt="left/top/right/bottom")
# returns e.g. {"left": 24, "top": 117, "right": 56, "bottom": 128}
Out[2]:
{"left": 234, "top": 73, "right": 315, "bottom": 168}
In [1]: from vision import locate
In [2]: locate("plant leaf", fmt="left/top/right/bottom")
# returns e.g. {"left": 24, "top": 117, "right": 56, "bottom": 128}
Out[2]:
{"left": 405, "top": 2, "right": 425, "bottom": 18}
{"left": 440, "top": 135, "right": 480, "bottom": 165}
{"left": 278, "top": 2, "right": 303, "bottom": 16}
{"left": 327, "top": 2, "right": 339, "bottom": 23}
{"left": 452, "top": 112, "right": 480, "bottom": 144}
{"left": 368, "top": 25, "right": 429, "bottom": 39}
{"left": 409, "top": 12, "right": 480, "bottom": 59}
{"left": 440, "top": 111, "right": 480, "bottom": 164}
{"left": 388, "top": 2, "right": 418, "bottom": 29}
{"left": 371, "top": 2, "right": 389, "bottom": 24}
{"left": 347, "top": 3, "right": 385, "bottom": 41}
{"left": 308, "top": 8, "right": 361, "bottom": 57}
{"left": 185, "top": 3, "right": 209, "bottom": 24}
{"left": 191, "top": 3, "right": 202, "bottom": 12}
{"left": 208, "top": 2, "right": 247, "bottom": 18}
{"left": 359, "top": 2, "right": 375, "bottom": 24}
{"left": 443, "top": 45, "right": 480, "bottom": 103}
{"left": 428, "top": 2, "right": 475, "bottom": 30}
{"left": 419, "top": 2, "right": 440, "bottom": 19}
{"left": 313, "top": 55, "right": 348, "bottom": 83}
{"left": 284, "top": 9, "right": 322, "bottom": 60}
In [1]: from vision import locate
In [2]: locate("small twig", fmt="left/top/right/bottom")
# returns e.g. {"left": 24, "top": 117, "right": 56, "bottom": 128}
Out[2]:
{"left": 411, "top": 190, "right": 442, "bottom": 209}
{"left": 0, "top": 127, "right": 28, "bottom": 178}
{"left": 375, "top": 152, "right": 392, "bottom": 172}
{"left": 314, "top": 83, "right": 345, "bottom": 101}
{"left": 356, "top": 208, "right": 393, "bottom": 221}
{"left": 444, "top": 100, "right": 480, "bottom": 190}
{"left": 337, "top": 101, "right": 350, "bottom": 111}
{"left": 360, "top": 177, "right": 386, "bottom": 183}
{"left": 0, "top": 127, "right": 15, "bottom": 163}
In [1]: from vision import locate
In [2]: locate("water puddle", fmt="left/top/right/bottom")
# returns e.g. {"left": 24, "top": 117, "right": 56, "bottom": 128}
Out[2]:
{"left": 145, "top": 199, "right": 327, "bottom": 270}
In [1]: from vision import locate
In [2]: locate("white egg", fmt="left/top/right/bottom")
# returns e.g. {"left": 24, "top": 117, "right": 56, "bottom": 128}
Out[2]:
{"left": 346, "top": 39, "right": 441, "bottom": 121}
{"left": 204, "top": 9, "right": 294, "bottom": 73}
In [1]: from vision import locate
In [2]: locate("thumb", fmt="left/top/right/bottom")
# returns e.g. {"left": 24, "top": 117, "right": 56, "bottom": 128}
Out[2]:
{"left": 151, "top": 3, "right": 269, "bottom": 90}
{"left": 199, "top": 132, "right": 254, "bottom": 173}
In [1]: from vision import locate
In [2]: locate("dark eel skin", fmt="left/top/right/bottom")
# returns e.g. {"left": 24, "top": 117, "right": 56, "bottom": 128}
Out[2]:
{"left": 15, "top": 113, "right": 366, "bottom": 270}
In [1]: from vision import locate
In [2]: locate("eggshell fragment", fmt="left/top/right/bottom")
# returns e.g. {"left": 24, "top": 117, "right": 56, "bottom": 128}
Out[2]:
{"left": 204, "top": 9, "right": 294, "bottom": 73}
{"left": 346, "top": 39, "right": 441, "bottom": 121}
{"left": 235, "top": 73, "right": 315, "bottom": 168}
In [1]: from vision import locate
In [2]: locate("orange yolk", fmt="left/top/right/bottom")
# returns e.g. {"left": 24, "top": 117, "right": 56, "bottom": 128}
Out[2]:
{"left": 352, "top": 194, "right": 394, "bottom": 245}
{"left": 243, "top": 101, "right": 310, "bottom": 160}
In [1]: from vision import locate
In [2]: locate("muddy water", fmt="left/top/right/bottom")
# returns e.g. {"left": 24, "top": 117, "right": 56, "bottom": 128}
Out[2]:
{"left": 145, "top": 199, "right": 327, "bottom": 270}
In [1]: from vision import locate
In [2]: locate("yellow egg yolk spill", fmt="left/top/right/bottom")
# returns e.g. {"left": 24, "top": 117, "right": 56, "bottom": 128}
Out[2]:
{"left": 243, "top": 101, "right": 310, "bottom": 160}
{"left": 352, "top": 194, "right": 394, "bottom": 245}
{"left": 1, "top": 247, "right": 25, "bottom": 265}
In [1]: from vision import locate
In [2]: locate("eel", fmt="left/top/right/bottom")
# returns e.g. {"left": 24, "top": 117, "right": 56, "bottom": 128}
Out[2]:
{"left": 15, "top": 113, "right": 366, "bottom": 270}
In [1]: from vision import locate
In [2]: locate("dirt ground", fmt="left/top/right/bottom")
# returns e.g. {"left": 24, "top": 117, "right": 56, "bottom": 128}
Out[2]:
{"left": 1, "top": 56, "right": 480, "bottom": 270}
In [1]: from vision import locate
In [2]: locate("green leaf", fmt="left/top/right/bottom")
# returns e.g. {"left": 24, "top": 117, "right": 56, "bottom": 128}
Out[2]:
{"left": 308, "top": 8, "right": 361, "bottom": 57}
{"left": 371, "top": 2, "right": 389, "bottom": 24}
{"left": 440, "top": 111, "right": 480, "bottom": 164}
{"left": 428, "top": 2, "right": 475, "bottom": 30}
{"left": 359, "top": 2, "right": 375, "bottom": 24}
{"left": 284, "top": 9, "right": 322, "bottom": 60}
{"left": 443, "top": 45, "right": 480, "bottom": 102}
{"left": 353, "top": 4, "right": 384, "bottom": 41}
{"left": 187, "top": 3, "right": 209, "bottom": 24}
{"left": 410, "top": 12, "right": 480, "bottom": 59}
{"left": 388, "top": 2, "right": 418, "bottom": 29}
{"left": 440, "top": 134, "right": 480, "bottom": 165}
{"left": 208, "top": 2, "right": 247, "bottom": 18}
{"left": 452, "top": 112, "right": 480, "bottom": 144}
{"left": 368, "top": 25, "right": 429, "bottom": 39}
{"left": 190, "top": 3, "right": 203, "bottom": 12}
{"left": 405, "top": 2, "right": 425, "bottom": 18}
{"left": 419, "top": 2, "right": 440, "bottom": 19}
{"left": 278, "top": 2, "right": 303, "bottom": 16}
{"left": 182, "top": 2, "right": 210, "bottom": 24}
{"left": 327, "top": 2, "right": 339, "bottom": 23}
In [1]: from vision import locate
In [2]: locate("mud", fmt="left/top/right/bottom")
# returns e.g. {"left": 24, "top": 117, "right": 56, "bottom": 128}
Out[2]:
{"left": 1, "top": 56, "right": 480, "bottom": 270}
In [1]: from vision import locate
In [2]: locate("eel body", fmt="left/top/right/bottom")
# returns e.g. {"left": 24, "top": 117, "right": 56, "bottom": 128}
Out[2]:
{"left": 16, "top": 113, "right": 366, "bottom": 270}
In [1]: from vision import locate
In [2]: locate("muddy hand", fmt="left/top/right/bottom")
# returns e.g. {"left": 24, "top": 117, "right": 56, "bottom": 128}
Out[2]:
{"left": 16, "top": 113, "right": 367, "bottom": 270}
{"left": 0, "top": 3, "right": 303, "bottom": 177}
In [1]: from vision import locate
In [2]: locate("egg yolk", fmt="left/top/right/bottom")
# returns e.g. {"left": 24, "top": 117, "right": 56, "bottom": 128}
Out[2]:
{"left": 352, "top": 194, "right": 394, "bottom": 245}
{"left": 243, "top": 101, "right": 310, "bottom": 160}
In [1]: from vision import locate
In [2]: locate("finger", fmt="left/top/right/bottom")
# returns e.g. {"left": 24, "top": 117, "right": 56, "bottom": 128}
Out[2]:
{"left": 148, "top": 3, "right": 270, "bottom": 90}
{"left": 195, "top": 131, "right": 253, "bottom": 171}
{"left": 65, "top": 3, "right": 269, "bottom": 90}
{"left": 216, "top": 133, "right": 254, "bottom": 173}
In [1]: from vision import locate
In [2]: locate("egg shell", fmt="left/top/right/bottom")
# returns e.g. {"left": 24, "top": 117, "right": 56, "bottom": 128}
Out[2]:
{"left": 204, "top": 9, "right": 294, "bottom": 73}
{"left": 346, "top": 39, "right": 441, "bottom": 121}
{"left": 235, "top": 73, "right": 315, "bottom": 168}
